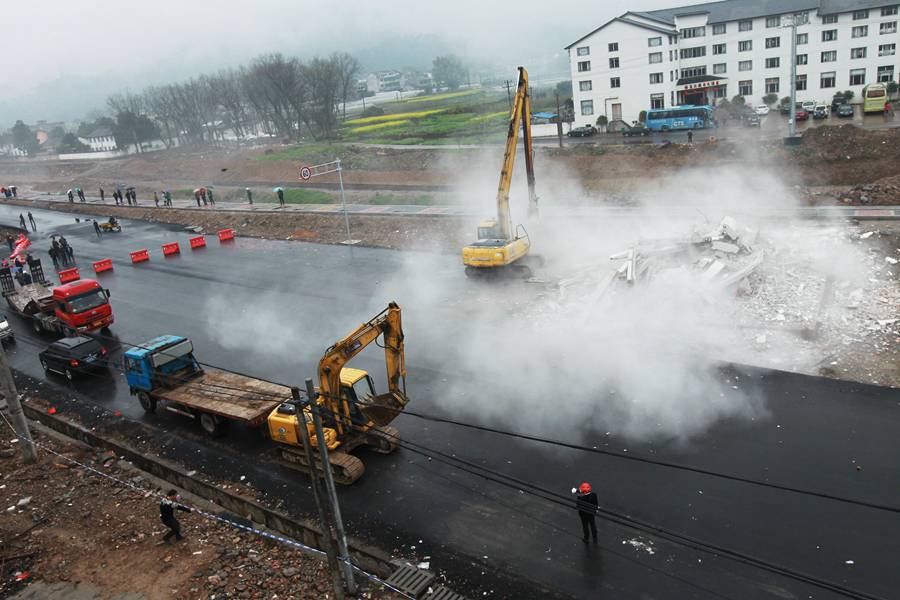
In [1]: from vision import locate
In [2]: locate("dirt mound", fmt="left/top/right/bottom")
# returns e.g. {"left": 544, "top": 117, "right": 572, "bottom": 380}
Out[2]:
{"left": 839, "top": 174, "right": 900, "bottom": 205}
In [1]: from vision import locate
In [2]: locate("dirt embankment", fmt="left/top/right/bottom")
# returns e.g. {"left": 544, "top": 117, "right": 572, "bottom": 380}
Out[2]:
{"left": 0, "top": 429, "right": 401, "bottom": 600}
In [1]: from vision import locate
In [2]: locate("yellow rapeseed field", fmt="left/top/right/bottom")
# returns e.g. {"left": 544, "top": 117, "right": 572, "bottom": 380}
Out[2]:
{"left": 470, "top": 110, "right": 508, "bottom": 122}
{"left": 345, "top": 109, "right": 446, "bottom": 126}
{"left": 405, "top": 90, "right": 479, "bottom": 103}
{"left": 350, "top": 119, "right": 413, "bottom": 133}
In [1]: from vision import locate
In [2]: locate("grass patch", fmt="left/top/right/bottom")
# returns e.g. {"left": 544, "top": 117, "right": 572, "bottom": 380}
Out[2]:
{"left": 403, "top": 90, "right": 479, "bottom": 104}
{"left": 281, "top": 188, "right": 334, "bottom": 204}
{"left": 470, "top": 110, "right": 508, "bottom": 122}
{"left": 350, "top": 120, "right": 412, "bottom": 133}
{"left": 345, "top": 109, "right": 446, "bottom": 126}
{"left": 255, "top": 143, "right": 346, "bottom": 162}
{"left": 370, "top": 193, "right": 434, "bottom": 206}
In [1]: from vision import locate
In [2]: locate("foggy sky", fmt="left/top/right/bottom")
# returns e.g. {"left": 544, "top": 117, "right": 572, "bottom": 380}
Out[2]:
{"left": 2, "top": 0, "right": 675, "bottom": 123}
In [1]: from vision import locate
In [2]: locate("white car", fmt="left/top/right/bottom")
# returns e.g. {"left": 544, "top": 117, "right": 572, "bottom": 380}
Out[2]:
{"left": 801, "top": 100, "right": 817, "bottom": 112}
{"left": 755, "top": 105, "right": 770, "bottom": 115}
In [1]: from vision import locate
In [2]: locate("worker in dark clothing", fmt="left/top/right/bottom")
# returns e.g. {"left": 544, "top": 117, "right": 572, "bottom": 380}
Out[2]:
{"left": 160, "top": 489, "right": 191, "bottom": 543}
{"left": 164, "top": 190, "right": 172, "bottom": 206}
{"left": 10, "top": 186, "right": 16, "bottom": 199}
{"left": 76, "top": 188, "right": 85, "bottom": 202}
{"left": 6, "top": 235, "right": 14, "bottom": 252}
{"left": 246, "top": 187, "right": 253, "bottom": 205}
{"left": 58, "top": 236, "right": 73, "bottom": 266}
{"left": 99, "top": 187, "right": 105, "bottom": 203}
{"left": 153, "top": 191, "right": 159, "bottom": 207}
{"left": 207, "top": 189, "right": 215, "bottom": 205}
{"left": 575, "top": 482, "right": 599, "bottom": 543}
{"left": 276, "top": 188, "right": 284, "bottom": 207}
{"left": 687, "top": 130, "right": 694, "bottom": 144}
{"left": 27, "top": 212, "right": 36, "bottom": 232}
{"left": 92, "top": 220, "right": 102, "bottom": 239}
{"left": 194, "top": 190, "right": 201, "bottom": 208}
{"left": 48, "top": 245, "right": 59, "bottom": 269}
{"left": 67, "top": 189, "right": 74, "bottom": 203}
{"left": 18, "top": 213, "right": 26, "bottom": 230}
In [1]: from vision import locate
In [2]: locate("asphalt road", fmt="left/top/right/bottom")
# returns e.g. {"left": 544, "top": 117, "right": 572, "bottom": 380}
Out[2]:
{"left": 0, "top": 205, "right": 898, "bottom": 599}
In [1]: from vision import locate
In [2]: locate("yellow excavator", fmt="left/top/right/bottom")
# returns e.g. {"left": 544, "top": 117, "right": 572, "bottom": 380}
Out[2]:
{"left": 267, "top": 302, "right": 408, "bottom": 484}
{"left": 462, "top": 66, "right": 540, "bottom": 278}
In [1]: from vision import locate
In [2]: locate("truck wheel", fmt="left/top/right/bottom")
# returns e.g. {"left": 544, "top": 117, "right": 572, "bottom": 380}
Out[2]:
{"left": 64, "top": 368, "right": 74, "bottom": 381}
{"left": 200, "top": 413, "right": 224, "bottom": 437}
{"left": 138, "top": 391, "right": 156, "bottom": 414}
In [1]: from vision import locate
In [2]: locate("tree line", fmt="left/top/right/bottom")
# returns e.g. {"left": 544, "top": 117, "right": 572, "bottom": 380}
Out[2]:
{"left": 98, "top": 52, "right": 361, "bottom": 150}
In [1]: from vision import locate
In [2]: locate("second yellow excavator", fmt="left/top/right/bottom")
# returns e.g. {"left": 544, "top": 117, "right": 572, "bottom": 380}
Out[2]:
{"left": 462, "top": 66, "right": 541, "bottom": 278}
{"left": 267, "top": 302, "right": 408, "bottom": 484}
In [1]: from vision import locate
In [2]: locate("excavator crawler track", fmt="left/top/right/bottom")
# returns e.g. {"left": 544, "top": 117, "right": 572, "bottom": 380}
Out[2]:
{"left": 366, "top": 425, "right": 400, "bottom": 454}
{"left": 276, "top": 446, "right": 366, "bottom": 485}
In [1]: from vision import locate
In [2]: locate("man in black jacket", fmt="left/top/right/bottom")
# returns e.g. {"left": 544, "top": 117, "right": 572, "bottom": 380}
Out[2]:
{"left": 575, "top": 482, "right": 598, "bottom": 543}
{"left": 160, "top": 489, "right": 192, "bottom": 543}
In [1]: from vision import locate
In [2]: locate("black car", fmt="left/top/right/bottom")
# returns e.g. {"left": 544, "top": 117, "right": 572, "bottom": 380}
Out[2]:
{"left": 567, "top": 126, "right": 596, "bottom": 137}
{"left": 741, "top": 111, "right": 761, "bottom": 127}
{"left": 39, "top": 335, "right": 108, "bottom": 380}
{"left": 0, "top": 315, "right": 14, "bottom": 345}
{"left": 836, "top": 104, "right": 854, "bottom": 118}
{"left": 621, "top": 122, "right": 651, "bottom": 137}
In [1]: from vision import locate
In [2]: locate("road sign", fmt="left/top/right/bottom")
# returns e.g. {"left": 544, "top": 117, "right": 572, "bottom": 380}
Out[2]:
{"left": 299, "top": 165, "right": 312, "bottom": 181}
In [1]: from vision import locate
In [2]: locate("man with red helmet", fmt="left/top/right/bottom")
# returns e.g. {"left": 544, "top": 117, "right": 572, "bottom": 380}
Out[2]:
{"left": 574, "top": 482, "right": 599, "bottom": 543}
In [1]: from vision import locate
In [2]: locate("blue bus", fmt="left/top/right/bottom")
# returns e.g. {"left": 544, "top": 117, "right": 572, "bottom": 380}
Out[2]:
{"left": 645, "top": 105, "right": 713, "bottom": 131}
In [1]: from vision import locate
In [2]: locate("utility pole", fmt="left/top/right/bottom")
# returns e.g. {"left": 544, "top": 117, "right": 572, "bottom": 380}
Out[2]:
{"left": 0, "top": 341, "right": 35, "bottom": 462}
{"left": 555, "top": 92, "right": 564, "bottom": 148}
{"left": 783, "top": 12, "right": 807, "bottom": 142}
{"left": 291, "top": 387, "right": 344, "bottom": 600}
{"left": 305, "top": 379, "right": 357, "bottom": 595}
{"left": 505, "top": 80, "right": 513, "bottom": 112}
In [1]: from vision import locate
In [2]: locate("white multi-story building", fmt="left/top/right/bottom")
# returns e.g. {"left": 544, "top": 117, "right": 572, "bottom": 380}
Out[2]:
{"left": 567, "top": 0, "right": 900, "bottom": 125}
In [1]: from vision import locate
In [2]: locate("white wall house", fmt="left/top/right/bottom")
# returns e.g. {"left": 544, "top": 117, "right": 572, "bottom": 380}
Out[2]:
{"left": 568, "top": 0, "right": 900, "bottom": 125}
{"left": 78, "top": 127, "right": 117, "bottom": 152}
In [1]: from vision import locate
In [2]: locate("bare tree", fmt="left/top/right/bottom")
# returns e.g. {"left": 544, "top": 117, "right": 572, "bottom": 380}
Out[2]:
{"left": 332, "top": 52, "right": 361, "bottom": 119}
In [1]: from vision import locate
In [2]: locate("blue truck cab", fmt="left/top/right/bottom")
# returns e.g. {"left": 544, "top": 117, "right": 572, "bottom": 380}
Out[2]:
{"left": 124, "top": 335, "right": 201, "bottom": 394}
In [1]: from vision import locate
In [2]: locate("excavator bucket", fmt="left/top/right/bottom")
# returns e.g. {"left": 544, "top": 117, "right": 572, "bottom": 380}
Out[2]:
{"left": 362, "top": 391, "right": 408, "bottom": 427}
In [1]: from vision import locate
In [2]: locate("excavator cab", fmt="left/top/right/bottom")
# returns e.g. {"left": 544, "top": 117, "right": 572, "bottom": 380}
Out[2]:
{"left": 476, "top": 220, "right": 503, "bottom": 241}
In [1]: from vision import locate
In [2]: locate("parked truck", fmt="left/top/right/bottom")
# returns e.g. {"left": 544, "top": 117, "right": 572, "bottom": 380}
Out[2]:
{"left": 0, "top": 258, "right": 114, "bottom": 335}
{"left": 124, "top": 303, "right": 409, "bottom": 484}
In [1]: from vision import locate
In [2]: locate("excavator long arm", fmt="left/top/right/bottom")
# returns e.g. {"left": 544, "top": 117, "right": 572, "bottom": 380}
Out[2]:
{"left": 317, "top": 302, "right": 406, "bottom": 435}
{"left": 495, "top": 66, "right": 538, "bottom": 239}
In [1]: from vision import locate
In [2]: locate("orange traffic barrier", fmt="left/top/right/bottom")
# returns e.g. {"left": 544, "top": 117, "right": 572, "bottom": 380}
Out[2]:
{"left": 189, "top": 236, "right": 206, "bottom": 249}
{"left": 93, "top": 258, "right": 113, "bottom": 273}
{"left": 130, "top": 249, "right": 150, "bottom": 264}
{"left": 217, "top": 228, "right": 235, "bottom": 242}
{"left": 162, "top": 242, "right": 180, "bottom": 256}
{"left": 58, "top": 267, "right": 80, "bottom": 284}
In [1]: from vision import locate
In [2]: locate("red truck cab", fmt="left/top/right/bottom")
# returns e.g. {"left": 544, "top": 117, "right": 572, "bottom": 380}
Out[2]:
{"left": 52, "top": 279, "right": 114, "bottom": 332}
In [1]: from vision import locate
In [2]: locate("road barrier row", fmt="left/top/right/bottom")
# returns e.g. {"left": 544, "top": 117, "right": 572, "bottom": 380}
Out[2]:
{"left": 88, "top": 231, "right": 235, "bottom": 274}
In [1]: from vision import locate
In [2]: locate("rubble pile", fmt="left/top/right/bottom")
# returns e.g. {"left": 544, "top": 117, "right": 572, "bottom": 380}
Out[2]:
{"left": 839, "top": 174, "right": 900, "bottom": 205}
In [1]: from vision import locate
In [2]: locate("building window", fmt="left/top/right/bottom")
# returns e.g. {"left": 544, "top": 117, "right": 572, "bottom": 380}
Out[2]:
{"left": 576, "top": 46, "right": 590, "bottom": 56}
{"left": 766, "top": 57, "right": 780, "bottom": 68}
{"left": 680, "top": 66, "right": 707, "bottom": 78}
{"left": 852, "top": 25, "right": 868, "bottom": 38}
{"left": 679, "top": 46, "right": 706, "bottom": 59}
{"left": 739, "top": 19, "right": 752, "bottom": 31}
{"left": 822, "top": 14, "right": 838, "bottom": 24}
{"left": 821, "top": 50, "right": 837, "bottom": 62}
{"left": 822, "top": 29, "right": 837, "bottom": 41}
{"left": 681, "top": 26, "right": 706, "bottom": 38}
{"left": 650, "top": 93, "right": 665, "bottom": 109}
{"left": 739, "top": 60, "right": 753, "bottom": 71}
{"left": 766, "top": 16, "right": 780, "bottom": 28}
{"left": 712, "top": 23, "right": 726, "bottom": 34}
{"left": 851, "top": 47, "right": 867, "bottom": 59}
{"left": 797, "top": 33, "right": 808, "bottom": 45}
{"left": 577, "top": 60, "right": 591, "bottom": 72}
{"left": 648, "top": 36, "right": 662, "bottom": 46}
{"left": 609, "top": 57, "right": 620, "bottom": 68}
{"left": 713, "top": 63, "right": 726, "bottom": 74}
{"left": 648, "top": 52, "right": 662, "bottom": 64}
{"left": 820, "top": 71, "right": 836, "bottom": 88}
{"left": 881, "top": 21, "right": 897, "bottom": 34}
{"left": 883, "top": 6, "right": 898, "bottom": 16}
{"left": 668, "top": 35, "right": 676, "bottom": 44}
{"left": 879, "top": 43, "right": 896, "bottom": 56}
{"left": 610, "top": 77, "right": 621, "bottom": 88}
{"left": 579, "top": 80, "right": 592, "bottom": 92}
{"left": 765, "top": 36, "right": 780, "bottom": 48}
{"left": 796, "top": 53, "right": 808, "bottom": 65}
{"left": 853, "top": 9, "right": 869, "bottom": 20}
{"left": 849, "top": 68, "right": 866, "bottom": 85}
{"left": 580, "top": 100, "right": 594, "bottom": 116}
{"left": 713, "top": 43, "right": 726, "bottom": 54}
{"left": 649, "top": 72, "right": 664, "bottom": 84}
{"left": 878, "top": 65, "right": 895, "bottom": 82}
{"left": 738, "top": 40, "right": 752, "bottom": 51}
{"left": 739, "top": 80, "right": 752, "bottom": 95}
{"left": 765, "top": 77, "right": 779, "bottom": 93}
{"left": 714, "top": 86, "right": 727, "bottom": 99}
{"left": 796, "top": 74, "right": 807, "bottom": 90}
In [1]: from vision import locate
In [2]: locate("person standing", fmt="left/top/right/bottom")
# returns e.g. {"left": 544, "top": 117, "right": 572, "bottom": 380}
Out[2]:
{"left": 246, "top": 187, "right": 253, "bottom": 205}
{"left": 76, "top": 188, "right": 85, "bottom": 202}
{"left": 48, "top": 244, "right": 59, "bottom": 269}
{"left": 18, "top": 213, "right": 26, "bottom": 230}
{"left": 159, "top": 489, "right": 192, "bottom": 543}
{"left": 575, "top": 482, "right": 599, "bottom": 543}
{"left": 164, "top": 190, "right": 172, "bottom": 206}
{"left": 99, "top": 187, "right": 105, "bottom": 203}
{"left": 276, "top": 188, "right": 284, "bottom": 207}
{"left": 27, "top": 211, "right": 36, "bottom": 232}
{"left": 67, "top": 189, "right": 74, "bottom": 203}
{"left": 10, "top": 185, "right": 16, "bottom": 199}
{"left": 687, "top": 130, "right": 694, "bottom": 145}
{"left": 6, "top": 234, "right": 14, "bottom": 252}
{"left": 194, "top": 190, "right": 201, "bottom": 208}
{"left": 93, "top": 220, "right": 102, "bottom": 239}
{"left": 207, "top": 189, "right": 214, "bottom": 206}
{"left": 200, "top": 189, "right": 207, "bottom": 206}
{"left": 154, "top": 191, "right": 159, "bottom": 207}
{"left": 53, "top": 237, "right": 66, "bottom": 267}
